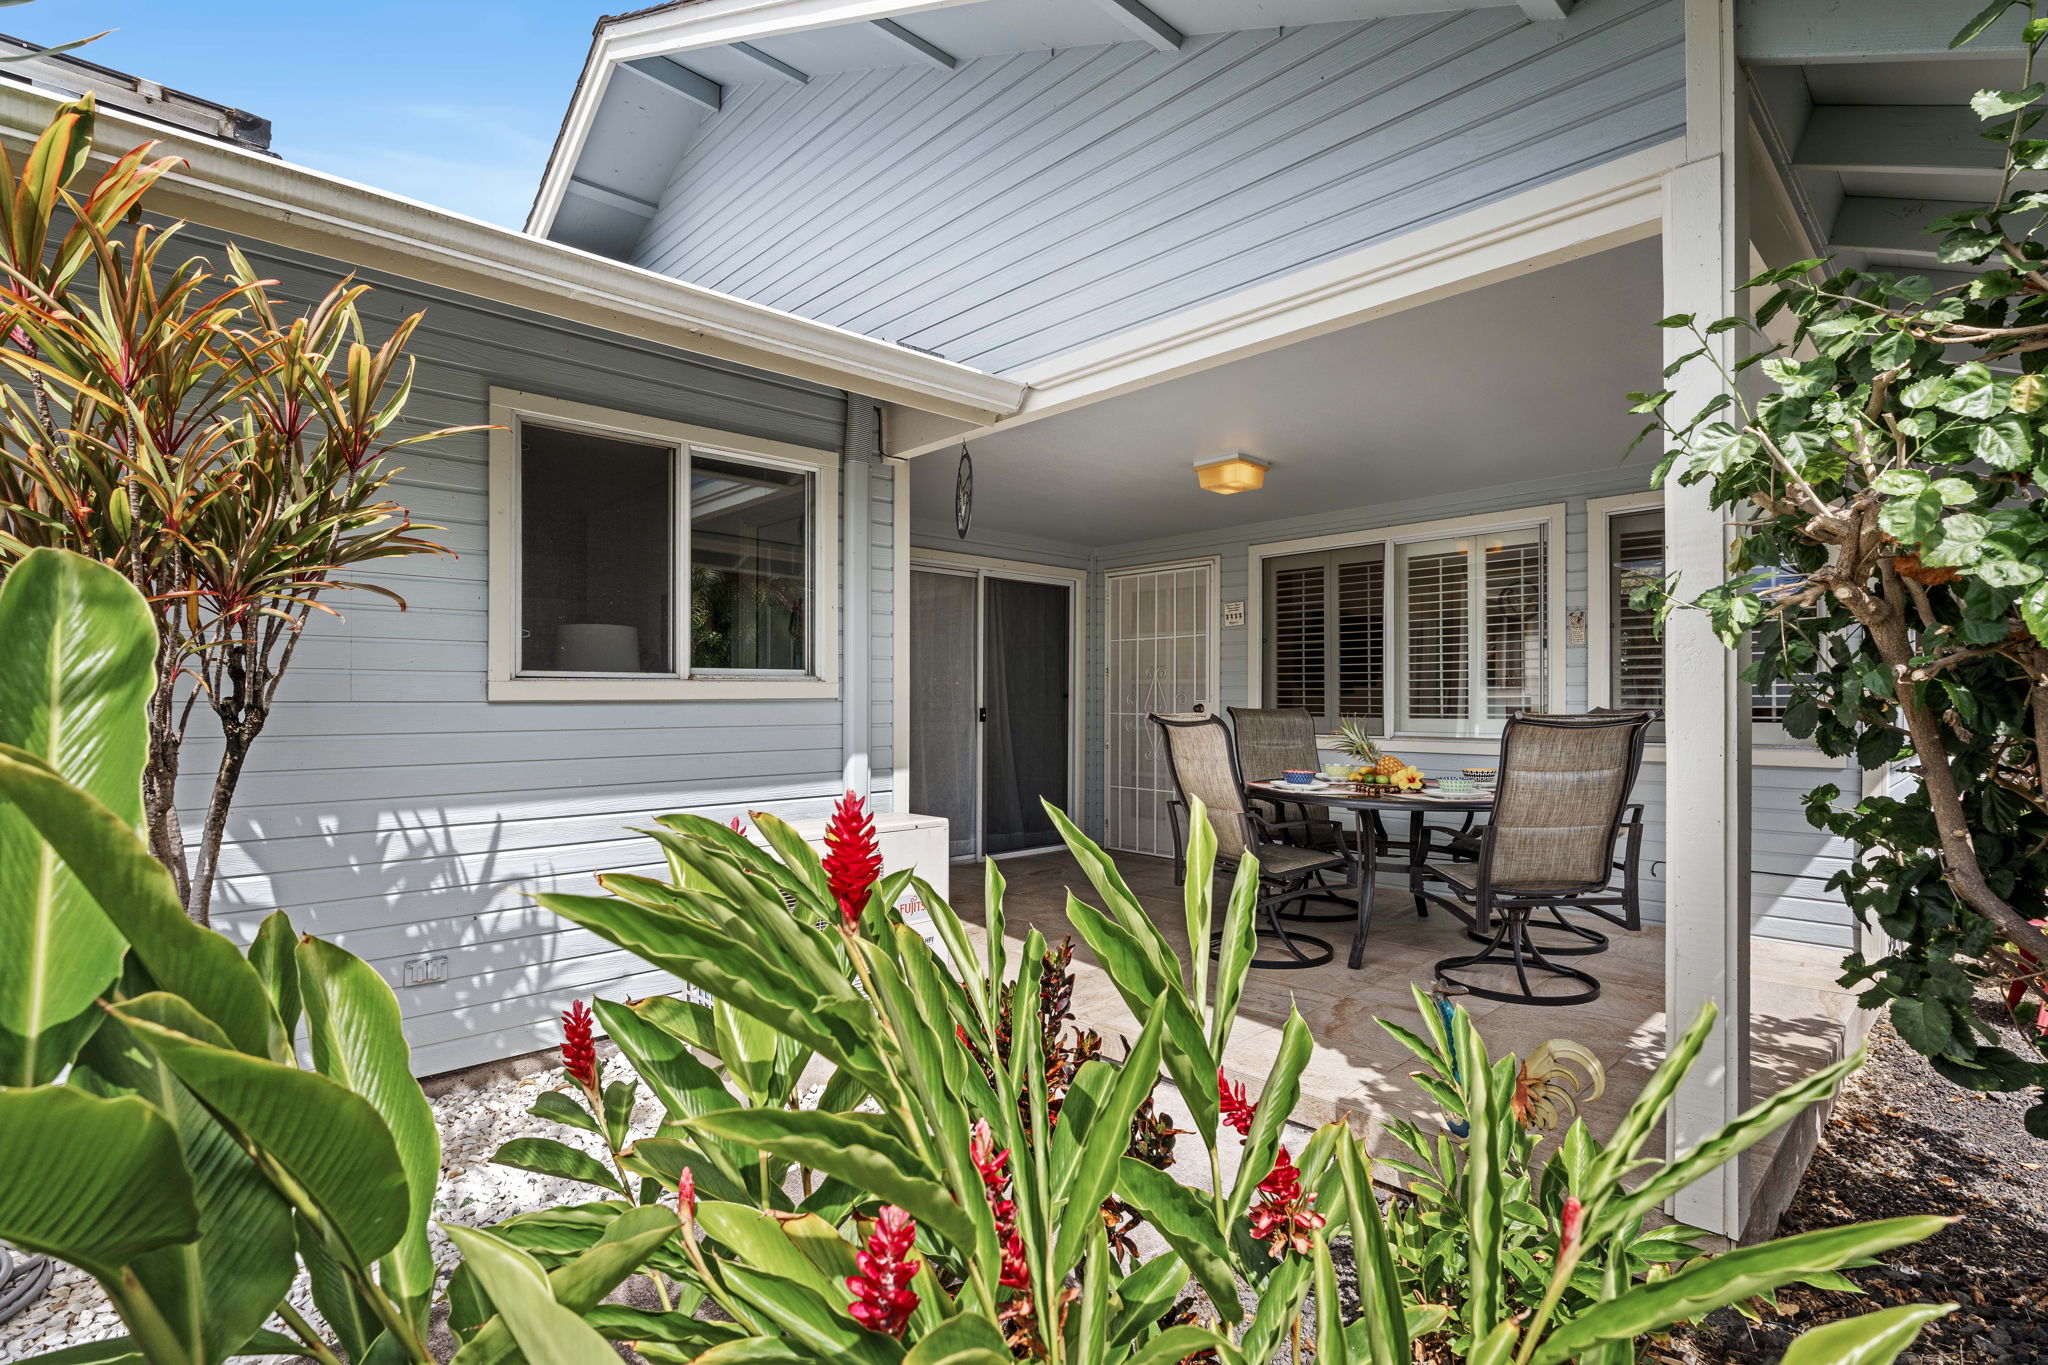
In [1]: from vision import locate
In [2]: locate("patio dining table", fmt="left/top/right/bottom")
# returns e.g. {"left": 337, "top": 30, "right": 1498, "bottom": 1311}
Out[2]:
{"left": 1244, "top": 779, "right": 1494, "bottom": 970}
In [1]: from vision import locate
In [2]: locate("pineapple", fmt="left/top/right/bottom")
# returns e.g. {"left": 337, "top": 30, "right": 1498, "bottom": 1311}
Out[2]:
{"left": 1372, "top": 753, "right": 1406, "bottom": 777}
{"left": 1335, "top": 717, "right": 1381, "bottom": 766}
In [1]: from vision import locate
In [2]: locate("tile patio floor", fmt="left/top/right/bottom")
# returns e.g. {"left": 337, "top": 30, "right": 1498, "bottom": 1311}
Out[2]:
{"left": 949, "top": 848, "right": 1868, "bottom": 1242}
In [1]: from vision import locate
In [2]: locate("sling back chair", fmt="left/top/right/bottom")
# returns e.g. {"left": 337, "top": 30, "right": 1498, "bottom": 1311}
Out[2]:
{"left": 1430, "top": 709, "right": 1652, "bottom": 1005}
{"left": 1224, "top": 705, "right": 1353, "bottom": 922}
{"left": 1152, "top": 712, "right": 1349, "bottom": 969}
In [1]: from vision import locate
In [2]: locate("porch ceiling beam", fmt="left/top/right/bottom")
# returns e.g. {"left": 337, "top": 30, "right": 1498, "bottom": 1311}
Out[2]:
{"left": 565, "top": 176, "right": 660, "bottom": 218}
{"left": 1738, "top": 0, "right": 2030, "bottom": 64}
{"left": 1828, "top": 196, "right": 1974, "bottom": 260}
{"left": 1517, "top": 0, "right": 1576, "bottom": 19}
{"left": 1089, "top": 0, "right": 1183, "bottom": 53}
{"left": 619, "top": 56, "right": 722, "bottom": 114}
{"left": 731, "top": 41, "right": 810, "bottom": 84}
{"left": 870, "top": 18, "right": 956, "bottom": 71}
{"left": 1792, "top": 105, "right": 2004, "bottom": 175}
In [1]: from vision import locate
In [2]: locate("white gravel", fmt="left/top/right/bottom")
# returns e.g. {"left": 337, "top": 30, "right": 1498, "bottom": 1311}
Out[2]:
{"left": 1, "top": 1062, "right": 658, "bottom": 1363}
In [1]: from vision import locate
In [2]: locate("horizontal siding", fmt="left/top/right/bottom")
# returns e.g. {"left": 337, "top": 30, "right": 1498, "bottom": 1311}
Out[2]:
{"left": 630, "top": 0, "right": 1682, "bottom": 373}
{"left": 156, "top": 226, "right": 879, "bottom": 1076}
{"left": 927, "top": 462, "right": 1859, "bottom": 950}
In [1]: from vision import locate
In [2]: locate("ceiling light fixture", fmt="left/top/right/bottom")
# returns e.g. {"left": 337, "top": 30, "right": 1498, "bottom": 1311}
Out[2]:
{"left": 1193, "top": 452, "right": 1270, "bottom": 495}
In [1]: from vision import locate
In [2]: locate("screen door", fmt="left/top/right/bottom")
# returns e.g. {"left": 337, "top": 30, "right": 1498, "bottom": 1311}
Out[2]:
{"left": 1105, "top": 562, "right": 1216, "bottom": 856}
{"left": 910, "top": 565, "right": 1073, "bottom": 859}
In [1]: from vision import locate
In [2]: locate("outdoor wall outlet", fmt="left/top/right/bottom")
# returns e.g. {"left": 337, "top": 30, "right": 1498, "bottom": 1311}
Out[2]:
{"left": 401, "top": 955, "right": 450, "bottom": 988}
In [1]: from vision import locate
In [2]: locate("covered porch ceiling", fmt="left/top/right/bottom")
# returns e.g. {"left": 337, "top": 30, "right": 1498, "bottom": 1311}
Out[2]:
{"left": 907, "top": 236, "right": 1661, "bottom": 549}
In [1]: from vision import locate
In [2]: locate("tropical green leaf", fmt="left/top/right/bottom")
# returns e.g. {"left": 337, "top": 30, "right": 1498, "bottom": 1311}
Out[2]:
{"left": 1113, "top": 1157, "right": 1238, "bottom": 1319}
{"left": 443, "top": 1225, "right": 621, "bottom": 1365}
{"left": 297, "top": 934, "right": 441, "bottom": 1307}
{"left": 0, "top": 1086, "right": 197, "bottom": 1279}
{"left": 0, "top": 748, "right": 285, "bottom": 1061}
{"left": 688, "top": 1108, "right": 973, "bottom": 1248}
{"left": 902, "top": 1312, "right": 1012, "bottom": 1365}
{"left": 72, "top": 995, "right": 296, "bottom": 1365}
{"left": 110, "top": 1006, "right": 410, "bottom": 1271}
{"left": 1532, "top": 1217, "right": 1953, "bottom": 1363}
{"left": 1777, "top": 1303, "right": 1957, "bottom": 1364}
{"left": 455, "top": 1203, "right": 682, "bottom": 1365}
{"left": 0, "top": 549, "right": 153, "bottom": 1085}
{"left": 248, "top": 912, "right": 302, "bottom": 1046}
{"left": 493, "top": 1136, "right": 627, "bottom": 1195}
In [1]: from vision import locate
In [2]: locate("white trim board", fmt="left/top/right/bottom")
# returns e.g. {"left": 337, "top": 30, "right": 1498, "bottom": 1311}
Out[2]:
{"left": 0, "top": 83, "right": 1023, "bottom": 425}
{"left": 487, "top": 387, "right": 841, "bottom": 702}
{"left": 892, "top": 457, "right": 913, "bottom": 811}
{"left": 1246, "top": 504, "right": 1571, "bottom": 741}
{"left": 907, "top": 547, "right": 1091, "bottom": 843}
{"left": 889, "top": 141, "right": 1682, "bottom": 459}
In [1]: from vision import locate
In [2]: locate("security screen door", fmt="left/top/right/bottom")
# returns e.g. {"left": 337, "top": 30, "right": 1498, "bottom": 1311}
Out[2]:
{"left": 1105, "top": 562, "right": 1216, "bottom": 856}
{"left": 910, "top": 566, "right": 1073, "bottom": 860}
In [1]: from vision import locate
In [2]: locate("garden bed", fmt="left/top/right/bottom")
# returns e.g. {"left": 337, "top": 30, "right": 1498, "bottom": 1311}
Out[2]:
{"left": 1668, "top": 1004, "right": 2048, "bottom": 1364}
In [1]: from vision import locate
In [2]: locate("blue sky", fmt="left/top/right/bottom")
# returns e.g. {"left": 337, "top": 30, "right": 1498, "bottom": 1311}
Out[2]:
{"left": 24, "top": 1, "right": 599, "bottom": 226}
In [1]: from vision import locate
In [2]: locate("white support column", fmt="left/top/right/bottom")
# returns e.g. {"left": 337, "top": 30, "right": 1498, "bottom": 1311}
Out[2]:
{"left": 1661, "top": 0, "right": 1754, "bottom": 1239}
{"left": 842, "top": 397, "right": 880, "bottom": 802}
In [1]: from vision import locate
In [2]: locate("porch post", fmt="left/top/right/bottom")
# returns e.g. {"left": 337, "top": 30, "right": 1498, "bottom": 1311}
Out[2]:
{"left": 1660, "top": 0, "right": 1753, "bottom": 1239}
{"left": 842, "top": 395, "right": 881, "bottom": 802}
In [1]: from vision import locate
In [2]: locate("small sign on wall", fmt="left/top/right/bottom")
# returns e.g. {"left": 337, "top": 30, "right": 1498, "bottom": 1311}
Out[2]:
{"left": 1222, "top": 600, "right": 1246, "bottom": 627}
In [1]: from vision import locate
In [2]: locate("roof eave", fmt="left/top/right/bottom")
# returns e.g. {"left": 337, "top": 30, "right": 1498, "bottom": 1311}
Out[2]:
{"left": 0, "top": 81, "right": 1024, "bottom": 423}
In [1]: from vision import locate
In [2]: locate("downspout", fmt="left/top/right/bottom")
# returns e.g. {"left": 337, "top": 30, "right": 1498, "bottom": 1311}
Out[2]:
{"left": 841, "top": 394, "right": 881, "bottom": 802}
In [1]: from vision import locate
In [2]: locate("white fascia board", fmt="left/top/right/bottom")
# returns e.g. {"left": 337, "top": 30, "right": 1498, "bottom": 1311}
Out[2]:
{"left": 0, "top": 83, "right": 1024, "bottom": 423}
{"left": 890, "top": 138, "right": 1681, "bottom": 459}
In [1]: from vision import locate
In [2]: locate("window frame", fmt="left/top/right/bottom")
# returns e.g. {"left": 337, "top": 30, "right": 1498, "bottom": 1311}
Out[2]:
{"left": 1249, "top": 504, "right": 1568, "bottom": 745}
{"left": 487, "top": 388, "right": 840, "bottom": 702}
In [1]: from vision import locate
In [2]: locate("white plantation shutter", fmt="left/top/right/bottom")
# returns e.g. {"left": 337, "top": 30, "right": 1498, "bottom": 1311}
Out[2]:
{"left": 1395, "top": 526, "right": 1547, "bottom": 735}
{"left": 1402, "top": 547, "right": 1470, "bottom": 722}
{"left": 1483, "top": 541, "right": 1544, "bottom": 717}
{"left": 1269, "top": 563, "right": 1326, "bottom": 715}
{"left": 1609, "top": 511, "right": 1665, "bottom": 714}
{"left": 1335, "top": 557, "right": 1385, "bottom": 721}
{"left": 1750, "top": 564, "right": 1813, "bottom": 728}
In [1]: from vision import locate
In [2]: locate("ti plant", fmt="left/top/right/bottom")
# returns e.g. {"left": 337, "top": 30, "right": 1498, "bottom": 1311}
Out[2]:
{"left": 1633, "top": 0, "right": 2048, "bottom": 1136}
{"left": 0, "top": 95, "right": 475, "bottom": 928}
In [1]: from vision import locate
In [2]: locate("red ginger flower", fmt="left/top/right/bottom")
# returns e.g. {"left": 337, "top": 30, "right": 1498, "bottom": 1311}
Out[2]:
{"left": 824, "top": 790, "right": 883, "bottom": 931}
{"left": 847, "top": 1205, "right": 921, "bottom": 1336}
{"left": 676, "top": 1167, "right": 697, "bottom": 1222}
{"left": 729, "top": 815, "right": 749, "bottom": 835}
{"left": 1558, "top": 1194, "right": 1584, "bottom": 1259}
{"left": 1248, "top": 1147, "right": 1325, "bottom": 1260}
{"left": 1218, "top": 1069, "right": 1256, "bottom": 1137}
{"left": 970, "top": 1119, "right": 1031, "bottom": 1290}
{"left": 560, "top": 1000, "right": 599, "bottom": 1089}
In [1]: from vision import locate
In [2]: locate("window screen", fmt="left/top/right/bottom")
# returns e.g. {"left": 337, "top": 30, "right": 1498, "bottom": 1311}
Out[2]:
{"left": 519, "top": 422, "right": 674, "bottom": 674}
{"left": 1269, "top": 562, "right": 1327, "bottom": 715}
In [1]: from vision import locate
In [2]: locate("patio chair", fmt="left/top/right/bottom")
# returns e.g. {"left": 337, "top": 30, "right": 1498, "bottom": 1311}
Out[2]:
{"left": 1428, "top": 708, "right": 1650, "bottom": 942}
{"left": 1152, "top": 712, "right": 1347, "bottom": 970}
{"left": 1430, "top": 709, "right": 1653, "bottom": 1005}
{"left": 1225, "top": 705, "right": 1352, "bottom": 921}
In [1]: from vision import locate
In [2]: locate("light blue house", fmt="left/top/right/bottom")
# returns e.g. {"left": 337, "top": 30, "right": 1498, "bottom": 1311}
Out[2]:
{"left": 519, "top": 0, "right": 2005, "bottom": 1236}
{"left": 0, "top": 0, "right": 1999, "bottom": 1240}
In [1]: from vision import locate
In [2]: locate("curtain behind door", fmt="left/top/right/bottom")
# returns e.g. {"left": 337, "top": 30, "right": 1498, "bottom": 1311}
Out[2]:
{"left": 982, "top": 577, "right": 1069, "bottom": 854}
